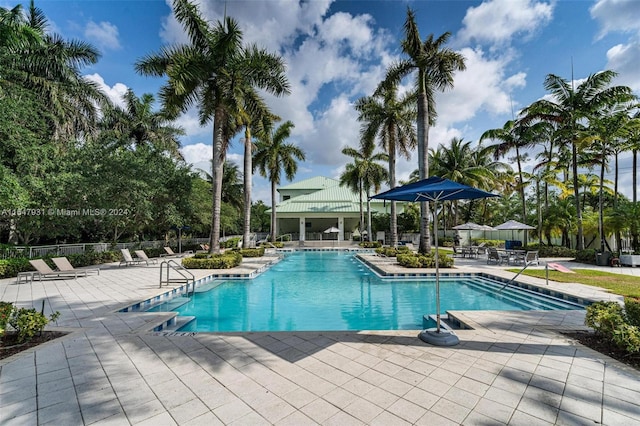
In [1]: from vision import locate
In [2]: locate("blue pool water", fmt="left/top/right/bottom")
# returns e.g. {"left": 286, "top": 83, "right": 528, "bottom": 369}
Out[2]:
{"left": 150, "top": 251, "right": 583, "bottom": 332}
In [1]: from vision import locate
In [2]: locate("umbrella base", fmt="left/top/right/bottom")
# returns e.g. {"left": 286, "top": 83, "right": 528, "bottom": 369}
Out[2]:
{"left": 419, "top": 328, "right": 460, "bottom": 346}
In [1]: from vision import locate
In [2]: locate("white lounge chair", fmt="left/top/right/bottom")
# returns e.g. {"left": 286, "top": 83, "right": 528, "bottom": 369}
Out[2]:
{"left": 160, "top": 246, "right": 192, "bottom": 257}
{"left": 134, "top": 250, "right": 158, "bottom": 265}
{"left": 119, "top": 248, "right": 147, "bottom": 266}
{"left": 29, "top": 259, "right": 84, "bottom": 280}
{"left": 52, "top": 257, "right": 100, "bottom": 275}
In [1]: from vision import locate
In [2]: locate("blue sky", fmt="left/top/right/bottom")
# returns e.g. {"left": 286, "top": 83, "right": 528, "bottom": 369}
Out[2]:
{"left": 6, "top": 0, "right": 640, "bottom": 204}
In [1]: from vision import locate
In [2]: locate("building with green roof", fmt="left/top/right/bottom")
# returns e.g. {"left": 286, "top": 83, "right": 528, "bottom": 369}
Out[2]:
{"left": 270, "top": 176, "right": 397, "bottom": 243}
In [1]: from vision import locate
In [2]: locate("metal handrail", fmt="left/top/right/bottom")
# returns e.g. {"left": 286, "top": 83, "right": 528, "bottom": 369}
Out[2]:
{"left": 159, "top": 260, "right": 195, "bottom": 295}
{"left": 498, "top": 254, "right": 538, "bottom": 292}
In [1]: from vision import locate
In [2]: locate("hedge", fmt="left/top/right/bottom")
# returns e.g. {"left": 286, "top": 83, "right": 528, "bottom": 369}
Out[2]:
{"left": 182, "top": 252, "right": 242, "bottom": 269}
{"left": 396, "top": 252, "right": 454, "bottom": 268}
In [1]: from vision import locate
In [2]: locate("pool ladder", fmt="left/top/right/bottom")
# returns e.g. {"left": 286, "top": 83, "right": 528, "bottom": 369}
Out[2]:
{"left": 159, "top": 260, "right": 195, "bottom": 295}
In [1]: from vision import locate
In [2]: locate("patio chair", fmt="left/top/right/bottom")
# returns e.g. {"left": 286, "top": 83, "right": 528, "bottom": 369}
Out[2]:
{"left": 29, "top": 259, "right": 84, "bottom": 280}
{"left": 160, "top": 246, "right": 192, "bottom": 258}
{"left": 52, "top": 257, "right": 100, "bottom": 276}
{"left": 487, "top": 247, "right": 503, "bottom": 265}
{"left": 119, "top": 248, "right": 147, "bottom": 266}
{"left": 524, "top": 250, "right": 539, "bottom": 266}
{"left": 134, "top": 250, "right": 158, "bottom": 265}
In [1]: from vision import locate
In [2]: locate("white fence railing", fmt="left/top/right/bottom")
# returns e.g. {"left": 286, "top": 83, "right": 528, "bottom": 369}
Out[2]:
{"left": 1, "top": 238, "right": 210, "bottom": 259}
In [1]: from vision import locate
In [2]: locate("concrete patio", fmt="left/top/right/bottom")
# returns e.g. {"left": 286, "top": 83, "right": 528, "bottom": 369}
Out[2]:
{"left": 1, "top": 252, "right": 639, "bottom": 425}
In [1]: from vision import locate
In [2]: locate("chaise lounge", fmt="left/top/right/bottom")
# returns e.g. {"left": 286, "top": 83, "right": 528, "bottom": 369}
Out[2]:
{"left": 52, "top": 257, "right": 100, "bottom": 276}
{"left": 29, "top": 259, "right": 87, "bottom": 280}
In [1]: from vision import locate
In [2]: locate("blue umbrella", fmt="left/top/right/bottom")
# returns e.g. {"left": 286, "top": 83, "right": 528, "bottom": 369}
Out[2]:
{"left": 371, "top": 176, "right": 499, "bottom": 345}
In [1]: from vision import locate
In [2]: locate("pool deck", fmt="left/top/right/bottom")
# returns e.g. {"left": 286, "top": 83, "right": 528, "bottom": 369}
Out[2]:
{"left": 1, "top": 252, "right": 639, "bottom": 425}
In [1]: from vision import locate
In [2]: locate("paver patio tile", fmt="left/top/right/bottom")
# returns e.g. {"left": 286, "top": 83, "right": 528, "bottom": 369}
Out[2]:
{"left": 369, "top": 410, "right": 411, "bottom": 426}
{"left": 472, "top": 397, "right": 515, "bottom": 423}
{"left": 430, "top": 396, "right": 471, "bottom": 423}
{"left": 300, "top": 398, "right": 340, "bottom": 423}
{"left": 362, "top": 386, "right": 399, "bottom": 409}
{"left": 275, "top": 410, "right": 318, "bottom": 426}
{"left": 516, "top": 396, "right": 559, "bottom": 423}
{"left": 0, "top": 397, "right": 37, "bottom": 423}
{"left": 386, "top": 396, "right": 426, "bottom": 423}
{"left": 181, "top": 411, "right": 224, "bottom": 426}
{"left": 169, "top": 398, "right": 210, "bottom": 424}
{"left": 509, "top": 409, "right": 555, "bottom": 425}
{"left": 122, "top": 398, "right": 167, "bottom": 424}
{"left": 414, "top": 405, "right": 461, "bottom": 425}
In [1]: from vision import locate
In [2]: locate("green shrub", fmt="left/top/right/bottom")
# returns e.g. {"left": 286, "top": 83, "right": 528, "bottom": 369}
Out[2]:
{"left": 473, "top": 239, "right": 502, "bottom": 248}
{"left": 528, "top": 244, "right": 577, "bottom": 258}
{"left": 260, "top": 242, "right": 284, "bottom": 248}
{"left": 237, "top": 248, "right": 265, "bottom": 258}
{"left": 0, "top": 258, "right": 32, "bottom": 279}
{"left": 66, "top": 250, "right": 121, "bottom": 267}
{"left": 625, "top": 297, "right": 640, "bottom": 328}
{"left": 221, "top": 237, "right": 241, "bottom": 249}
{"left": 575, "top": 249, "right": 597, "bottom": 264}
{"left": 7, "top": 306, "right": 60, "bottom": 343}
{"left": 0, "top": 301, "right": 13, "bottom": 337}
{"left": 182, "top": 252, "right": 242, "bottom": 269}
{"left": 585, "top": 301, "right": 640, "bottom": 354}
{"left": 359, "top": 241, "right": 382, "bottom": 248}
{"left": 396, "top": 252, "right": 454, "bottom": 268}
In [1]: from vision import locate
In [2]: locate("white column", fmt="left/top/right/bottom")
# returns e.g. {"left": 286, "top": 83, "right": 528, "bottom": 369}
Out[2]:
{"left": 299, "top": 217, "right": 306, "bottom": 241}
{"left": 338, "top": 217, "right": 344, "bottom": 242}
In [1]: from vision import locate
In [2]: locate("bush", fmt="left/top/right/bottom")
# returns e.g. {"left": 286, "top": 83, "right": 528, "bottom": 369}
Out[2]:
{"left": 575, "top": 249, "right": 597, "bottom": 264}
{"left": 221, "top": 237, "right": 241, "bottom": 249}
{"left": 66, "top": 250, "right": 121, "bottom": 267}
{"left": 0, "top": 301, "right": 13, "bottom": 337}
{"left": 359, "top": 241, "right": 382, "bottom": 248}
{"left": 182, "top": 252, "right": 242, "bottom": 269}
{"left": 237, "top": 248, "right": 265, "bottom": 258}
{"left": 585, "top": 301, "right": 640, "bottom": 354}
{"left": 5, "top": 305, "right": 60, "bottom": 343}
{"left": 527, "top": 244, "right": 577, "bottom": 258}
{"left": 396, "top": 252, "right": 454, "bottom": 268}
{"left": 473, "top": 239, "right": 502, "bottom": 248}
{"left": 260, "top": 242, "right": 284, "bottom": 248}
{"left": 0, "top": 258, "right": 32, "bottom": 279}
{"left": 625, "top": 297, "right": 640, "bottom": 328}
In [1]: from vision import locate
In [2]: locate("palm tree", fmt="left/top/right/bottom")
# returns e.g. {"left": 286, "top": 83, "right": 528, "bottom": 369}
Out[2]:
{"left": 1, "top": 1, "right": 107, "bottom": 140}
{"left": 355, "top": 81, "right": 416, "bottom": 247}
{"left": 382, "top": 7, "right": 466, "bottom": 253}
{"left": 340, "top": 140, "right": 389, "bottom": 240}
{"left": 100, "top": 89, "right": 185, "bottom": 159}
{"left": 480, "top": 119, "right": 539, "bottom": 223}
{"left": 135, "top": 0, "right": 290, "bottom": 253}
{"left": 253, "top": 121, "right": 305, "bottom": 242}
{"left": 525, "top": 70, "right": 633, "bottom": 250}
{"left": 430, "top": 137, "right": 508, "bottom": 225}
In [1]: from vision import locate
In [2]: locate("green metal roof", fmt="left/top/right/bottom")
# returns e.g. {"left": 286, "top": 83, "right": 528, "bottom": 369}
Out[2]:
{"left": 277, "top": 176, "right": 339, "bottom": 191}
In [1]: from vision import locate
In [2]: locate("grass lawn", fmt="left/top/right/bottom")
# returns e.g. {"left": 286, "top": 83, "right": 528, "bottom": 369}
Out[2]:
{"left": 512, "top": 268, "right": 640, "bottom": 298}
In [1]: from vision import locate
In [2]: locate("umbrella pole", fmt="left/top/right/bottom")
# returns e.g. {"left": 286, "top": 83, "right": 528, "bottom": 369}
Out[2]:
{"left": 434, "top": 201, "right": 441, "bottom": 333}
{"left": 419, "top": 200, "right": 459, "bottom": 346}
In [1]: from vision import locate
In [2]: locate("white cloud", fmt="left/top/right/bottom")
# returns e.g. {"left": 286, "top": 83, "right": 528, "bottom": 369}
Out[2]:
{"left": 590, "top": 0, "right": 640, "bottom": 38}
{"left": 180, "top": 142, "right": 211, "bottom": 166}
{"left": 606, "top": 42, "right": 640, "bottom": 91}
{"left": 84, "top": 73, "right": 128, "bottom": 108}
{"left": 435, "top": 47, "right": 520, "bottom": 126}
{"left": 457, "top": 0, "right": 554, "bottom": 47}
{"left": 84, "top": 21, "right": 121, "bottom": 50}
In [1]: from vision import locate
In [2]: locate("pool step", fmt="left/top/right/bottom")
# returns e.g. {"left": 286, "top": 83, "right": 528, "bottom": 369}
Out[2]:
{"left": 146, "top": 296, "right": 191, "bottom": 312}
{"left": 465, "top": 278, "right": 581, "bottom": 310}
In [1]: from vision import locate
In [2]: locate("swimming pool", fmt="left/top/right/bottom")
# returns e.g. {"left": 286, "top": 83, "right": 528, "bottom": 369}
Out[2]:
{"left": 148, "top": 251, "right": 584, "bottom": 332}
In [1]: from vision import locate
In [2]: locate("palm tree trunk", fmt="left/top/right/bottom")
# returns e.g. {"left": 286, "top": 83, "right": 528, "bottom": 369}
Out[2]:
{"left": 243, "top": 127, "right": 252, "bottom": 249}
{"left": 389, "top": 131, "right": 398, "bottom": 247}
{"left": 210, "top": 108, "right": 225, "bottom": 254}
{"left": 417, "top": 80, "right": 430, "bottom": 254}
{"left": 599, "top": 148, "right": 605, "bottom": 252}
{"left": 515, "top": 147, "right": 526, "bottom": 224}
{"left": 359, "top": 180, "right": 364, "bottom": 237}
{"left": 572, "top": 141, "right": 584, "bottom": 250}
{"left": 270, "top": 180, "right": 277, "bottom": 243}
{"left": 366, "top": 188, "right": 373, "bottom": 243}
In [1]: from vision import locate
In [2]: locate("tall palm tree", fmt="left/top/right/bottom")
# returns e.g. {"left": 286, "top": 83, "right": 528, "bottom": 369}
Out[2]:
{"left": 340, "top": 140, "right": 389, "bottom": 240}
{"left": 383, "top": 7, "right": 466, "bottom": 253}
{"left": 100, "top": 89, "right": 185, "bottom": 159}
{"left": 355, "top": 81, "right": 416, "bottom": 247}
{"left": 430, "top": 137, "right": 507, "bottom": 225}
{"left": 253, "top": 120, "right": 305, "bottom": 242}
{"left": 1, "top": 1, "right": 107, "bottom": 140}
{"left": 525, "top": 70, "right": 633, "bottom": 250}
{"left": 135, "top": 0, "right": 289, "bottom": 253}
